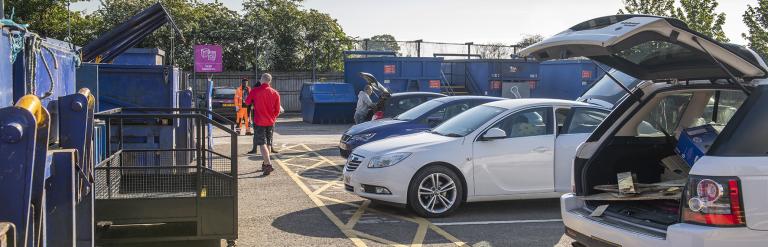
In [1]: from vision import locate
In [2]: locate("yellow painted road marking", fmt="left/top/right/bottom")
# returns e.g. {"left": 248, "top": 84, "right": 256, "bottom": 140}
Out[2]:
{"left": 274, "top": 158, "right": 367, "bottom": 247}
{"left": 277, "top": 144, "right": 468, "bottom": 247}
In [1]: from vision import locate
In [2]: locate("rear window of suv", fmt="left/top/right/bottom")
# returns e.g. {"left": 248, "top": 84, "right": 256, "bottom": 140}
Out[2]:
{"left": 637, "top": 90, "right": 748, "bottom": 137}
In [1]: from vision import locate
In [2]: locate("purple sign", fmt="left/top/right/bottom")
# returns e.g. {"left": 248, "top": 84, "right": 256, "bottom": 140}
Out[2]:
{"left": 194, "top": 44, "right": 223, "bottom": 73}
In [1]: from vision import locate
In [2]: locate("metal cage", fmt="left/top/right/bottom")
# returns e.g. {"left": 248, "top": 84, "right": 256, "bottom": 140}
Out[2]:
{"left": 93, "top": 108, "right": 237, "bottom": 245}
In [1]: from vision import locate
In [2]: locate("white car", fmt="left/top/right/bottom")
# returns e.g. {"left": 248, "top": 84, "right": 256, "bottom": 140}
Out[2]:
{"left": 520, "top": 15, "right": 768, "bottom": 246}
{"left": 342, "top": 99, "right": 609, "bottom": 217}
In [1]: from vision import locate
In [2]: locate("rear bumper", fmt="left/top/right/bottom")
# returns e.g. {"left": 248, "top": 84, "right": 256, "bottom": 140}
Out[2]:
{"left": 561, "top": 193, "right": 768, "bottom": 247}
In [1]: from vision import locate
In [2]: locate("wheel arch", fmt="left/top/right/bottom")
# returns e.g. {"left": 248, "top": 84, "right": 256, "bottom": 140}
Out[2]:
{"left": 408, "top": 162, "right": 469, "bottom": 204}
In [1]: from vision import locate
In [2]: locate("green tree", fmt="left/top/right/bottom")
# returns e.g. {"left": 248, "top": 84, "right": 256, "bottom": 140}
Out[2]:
{"left": 367, "top": 34, "right": 400, "bottom": 53}
{"left": 743, "top": 0, "right": 768, "bottom": 55}
{"left": 95, "top": 0, "right": 246, "bottom": 70}
{"left": 617, "top": 0, "right": 675, "bottom": 16}
{"left": 672, "top": 0, "right": 729, "bottom": 42}
{"left": 243, "top": 0, "right": 352, "bottom": 72}
{"left": 3, "top": 0, "right": 101, "bottom": 45}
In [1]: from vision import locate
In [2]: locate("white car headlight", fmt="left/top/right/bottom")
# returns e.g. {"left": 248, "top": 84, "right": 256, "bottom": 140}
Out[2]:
{"left": 350, "top": 133, "right": 376, "bottom": 142}
{"left": 368, "top": 152, "right": 411, "bottom": 168}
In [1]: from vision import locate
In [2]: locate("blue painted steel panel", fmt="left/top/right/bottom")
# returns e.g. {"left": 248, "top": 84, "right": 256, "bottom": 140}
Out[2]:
{"left": 344, "top": 57, "right": 444, "bottom": 94}
{"left": 442, "top": 59, "right": 540, "bottom": 96}
{"left": 533, "top": 59, "right": 606, "bottom": 100}
{"left": 77, "top": 63, "right": 179, "bottom": 111}
{"left": 0, "top": 29, "right": 13, "bottom": 107}
{"left": 112, "top": 48, "right": 165, "bottom": 66}
{"left": 300, "top": 82, "right": 356, "bottom": 124}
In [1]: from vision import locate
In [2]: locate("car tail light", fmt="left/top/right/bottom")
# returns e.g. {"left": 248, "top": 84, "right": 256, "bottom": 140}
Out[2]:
{"left": 683, "top": 175, "right": 746, "bottom": 226}
{"left": 372, "top": 111, "right": 384, "bottom": 120}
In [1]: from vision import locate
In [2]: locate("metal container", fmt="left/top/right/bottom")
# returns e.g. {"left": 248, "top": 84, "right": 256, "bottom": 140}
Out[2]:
{"left": 344, "top": 51, "right": 444, "bottom": 94}
{"left": 300, "top": 82, "right": 356, "bottom": 124}
{"left": 76, "top": 63, "right": 180, "bottom": 112}
{"left": 533, "top": 59, "right": 605, "bottom": 100}
{"left": 111, "top": 48, "right": 165, "bottom": 66}
{"left": 442, "top": 59, "right": 540, "bottom": 96}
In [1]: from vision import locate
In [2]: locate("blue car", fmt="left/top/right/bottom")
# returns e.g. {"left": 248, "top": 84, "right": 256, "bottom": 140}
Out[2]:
{"left": 339, "top": 96, "right": 504, "bottom": 158}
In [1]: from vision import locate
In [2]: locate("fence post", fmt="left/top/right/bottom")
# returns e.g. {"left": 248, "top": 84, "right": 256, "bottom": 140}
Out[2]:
{"left": 415, "top": 39, "right": 423, "bottom": 57}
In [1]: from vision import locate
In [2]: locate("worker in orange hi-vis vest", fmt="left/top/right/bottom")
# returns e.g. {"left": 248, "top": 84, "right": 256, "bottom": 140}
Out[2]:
{"left": 234, "top": 78, "right": 253, "bottom": 136}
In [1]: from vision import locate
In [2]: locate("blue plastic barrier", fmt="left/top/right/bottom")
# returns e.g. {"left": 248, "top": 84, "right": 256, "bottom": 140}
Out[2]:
{"left": 300, "top": 82, "right": 356, "bottom": 124}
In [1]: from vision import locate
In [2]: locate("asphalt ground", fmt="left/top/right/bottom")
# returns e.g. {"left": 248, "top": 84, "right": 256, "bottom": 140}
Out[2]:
{"left": 107, "top": 115, "right": 575, "bottom": 246}
{"left": 230, "top": 114, "right": 576, "bottom": 247}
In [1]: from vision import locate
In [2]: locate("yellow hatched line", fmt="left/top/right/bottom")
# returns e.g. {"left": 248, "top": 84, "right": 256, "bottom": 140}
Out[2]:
{"left": 274, "top": 158, "right": 367, "bottom": 247}
{"left": 281, "top": 144, "right": 467, "bottom": 247}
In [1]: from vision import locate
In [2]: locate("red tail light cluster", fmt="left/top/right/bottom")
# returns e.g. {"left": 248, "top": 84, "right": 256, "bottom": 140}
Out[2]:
{"left": 683, "top": 176, "right": 746, "bottom": 226}
{"left": 372, "top": 111, "right": 384, "bottom": 120}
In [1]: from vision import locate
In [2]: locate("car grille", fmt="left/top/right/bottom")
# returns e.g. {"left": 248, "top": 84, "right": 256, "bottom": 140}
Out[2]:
{"left": 345, "top": 154, "right": 364, "bottom": 172}
{"left": 341, "top": 134, "right": 351, "bottom": 142}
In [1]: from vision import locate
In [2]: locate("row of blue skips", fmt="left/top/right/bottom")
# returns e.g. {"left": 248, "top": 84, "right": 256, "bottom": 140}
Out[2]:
{"left": 343, "top": 51, "right": 606, "bottom": 99}
{"left": 0, "top": 25, "right": 189, "bottom": 246}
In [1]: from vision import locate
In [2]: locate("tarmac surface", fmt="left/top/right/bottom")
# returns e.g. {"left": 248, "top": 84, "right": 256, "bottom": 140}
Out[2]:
{"left": 229, "top": 114, "right": 577, "bottom": 247}
{"left": 99, "top": 114, "right": 576, "bottom": 247}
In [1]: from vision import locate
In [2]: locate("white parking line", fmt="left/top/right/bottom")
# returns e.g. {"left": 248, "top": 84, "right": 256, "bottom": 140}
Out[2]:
{"left": 433, "top": 219, "right": 562, "bottom": 226}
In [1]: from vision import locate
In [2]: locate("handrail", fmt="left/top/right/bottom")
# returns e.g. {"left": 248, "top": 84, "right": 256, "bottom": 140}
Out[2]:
{"left": 440, "top": 71, "right": 455, "bottom": 95}
{"left": 115, "top": 107, "right": 234, "bottom": 126}
{"left": 96, "top": 112, "right": 238, "bottom": 136}
{"left": 464, "top": 67, "right": 482, "bottom": 95}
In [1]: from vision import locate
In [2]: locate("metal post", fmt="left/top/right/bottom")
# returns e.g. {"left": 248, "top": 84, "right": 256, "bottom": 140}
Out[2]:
{"left": 465, "top": 42, "right": 474, "bottom": 59}
{"left": 363, "top": 39, "right": 369, "bottom": 51}
{"left": 1, "top": 0, "right": 5, "bottom": 19}
{"left": 415, "top": 39, "right": 423, "bottom": 57}
{"left": 312, "top": 41, "right": 317, "bottom": 82}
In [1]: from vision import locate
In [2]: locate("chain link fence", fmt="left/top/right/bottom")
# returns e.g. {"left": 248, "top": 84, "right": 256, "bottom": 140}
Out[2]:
{"left": 349, "top": 40, "right": 521, "bottom": 59}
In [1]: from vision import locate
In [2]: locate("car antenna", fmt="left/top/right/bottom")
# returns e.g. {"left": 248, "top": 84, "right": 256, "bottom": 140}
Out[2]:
{"left": 691, "top": 36, "right": 751, "bottom": 96}
{"left": 592, "top": 61, "right": 642, "bottom": 102}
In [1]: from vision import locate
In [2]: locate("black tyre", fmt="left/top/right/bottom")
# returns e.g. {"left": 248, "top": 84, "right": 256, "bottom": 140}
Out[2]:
{"left": 407, "top": 165, "right": 464, "bottom": 217}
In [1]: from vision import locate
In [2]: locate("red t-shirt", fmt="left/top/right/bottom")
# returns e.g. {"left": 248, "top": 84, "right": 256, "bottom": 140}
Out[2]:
{"left": 245, "top": 84, "right": 281, "bottom": 126}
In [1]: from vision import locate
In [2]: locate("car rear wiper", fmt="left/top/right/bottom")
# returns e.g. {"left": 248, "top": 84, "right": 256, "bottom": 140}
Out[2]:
{"left": 593, "top": 61, "right": 642, "bottom": 102}
{"left": 691, "top": 36, "right": 751, "bottom": 96}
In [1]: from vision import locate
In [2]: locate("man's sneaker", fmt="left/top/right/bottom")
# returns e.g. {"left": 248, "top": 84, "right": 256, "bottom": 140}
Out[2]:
{"left": 247, "top": 149, "right": 258, "bottom": 154}
{"left": 263, "top": 165, "right": 274, "bottom": 175}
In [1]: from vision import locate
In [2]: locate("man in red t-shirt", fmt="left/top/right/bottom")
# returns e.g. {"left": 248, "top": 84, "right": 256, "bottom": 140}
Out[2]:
{"left": 244, "top": 73, "right": 281, "bottom": 175}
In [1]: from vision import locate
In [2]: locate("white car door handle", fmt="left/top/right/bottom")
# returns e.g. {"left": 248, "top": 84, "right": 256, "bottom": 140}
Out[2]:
{"left": 533, "top": 147, "right": 550, "bottom": 153}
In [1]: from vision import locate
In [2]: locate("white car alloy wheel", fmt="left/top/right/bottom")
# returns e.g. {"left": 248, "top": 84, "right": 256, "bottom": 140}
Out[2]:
{"left": 418, "top": 173, "right": 457, "bottom": 214}
{"left": 408, "top": 165, "right": 464, "bottom": 217}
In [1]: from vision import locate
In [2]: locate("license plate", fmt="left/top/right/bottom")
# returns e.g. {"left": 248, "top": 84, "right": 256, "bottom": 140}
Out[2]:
{"left": 223, "top": 103, "right": 235, "bottom": 107}
{"left": 343, "top": 174, "right": 351, "bottom": 184}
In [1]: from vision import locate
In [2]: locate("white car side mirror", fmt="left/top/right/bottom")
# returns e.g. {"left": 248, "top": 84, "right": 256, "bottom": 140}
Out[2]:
{"left": 481, "top": 128, "right": 506, "bottom": 141}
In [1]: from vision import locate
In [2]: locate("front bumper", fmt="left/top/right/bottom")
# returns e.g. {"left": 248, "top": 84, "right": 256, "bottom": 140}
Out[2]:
{"left": 560, "top": 193, "right": 768, "bottom": 247}
{"left": 342, "top": 159, "right": 414, "bottom": 205}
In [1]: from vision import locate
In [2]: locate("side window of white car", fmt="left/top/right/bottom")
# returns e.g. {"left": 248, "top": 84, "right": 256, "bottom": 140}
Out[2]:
{"left": 492, "top": 107, "right": 552, "bottom": 138}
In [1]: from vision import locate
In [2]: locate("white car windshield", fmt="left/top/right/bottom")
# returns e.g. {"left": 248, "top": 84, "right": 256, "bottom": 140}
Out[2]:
{"left": 394, "top": 100, "right": 443, "bottom": 121}
{"left": 431, "top": 105, "right": 506, "bottom": 137}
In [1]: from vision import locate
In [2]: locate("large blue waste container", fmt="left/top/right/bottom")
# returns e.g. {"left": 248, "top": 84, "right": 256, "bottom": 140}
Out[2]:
{"left": 111, "top": 48, "right": 165, "bottom": 66}
{"left": 300, "top": 82, "right": 356, "bottom": 124}
{"left": 442, "top": 59, "right": 540, "bottom": 96}
{"left": 533, "top": 59, "right": 606, "bottom": 100}
{"left": 344, "top": 52, "right": 444, "bottom": 94}
{"left": 0, "top": 29, "right": 13, "bottom": 107}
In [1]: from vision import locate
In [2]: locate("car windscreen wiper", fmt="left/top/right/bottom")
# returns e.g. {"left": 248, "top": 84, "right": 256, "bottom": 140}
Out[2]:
{"left": 691, "top": 36, "right": 752, "bottom": 96}
{"left": 593, "top": 61, "right": 642, "bottom": 102}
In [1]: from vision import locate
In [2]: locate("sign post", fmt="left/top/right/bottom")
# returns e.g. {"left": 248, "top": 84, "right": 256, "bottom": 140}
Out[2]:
{"left": 195, "top": 45, "right": 223, "bottom": 165}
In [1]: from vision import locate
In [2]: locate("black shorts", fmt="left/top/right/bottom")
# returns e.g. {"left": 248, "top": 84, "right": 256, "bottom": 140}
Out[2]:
{"left": 253, "top": 125, "right": 272, "bottom": 145}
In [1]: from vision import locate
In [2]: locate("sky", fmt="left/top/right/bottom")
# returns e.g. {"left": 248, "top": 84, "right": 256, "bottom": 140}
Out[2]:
{"left": 72, "top": 0, "right": 759, "bottom": 45}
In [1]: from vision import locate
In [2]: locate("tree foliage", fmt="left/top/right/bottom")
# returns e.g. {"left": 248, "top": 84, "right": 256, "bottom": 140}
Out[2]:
{"left": 618, "top": 0, "right": 674, "bottom": 16}
{"left": 3, "top": 0, "right": 101, "bottom": 45}
{"left": 743, "top": 0, "right": 768, "bottom": 55}
{"left": 672, "top": 0, "right": 729, "bottom": 42}
{"left": 515, "top": 34, "right": 543, "bottom": 49}
{"left": 366, "top": 34, "right": 401, "bottom": 53}
{"left": 475, "top": 42, "right": 514, "bottom": 59}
